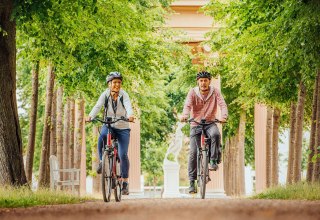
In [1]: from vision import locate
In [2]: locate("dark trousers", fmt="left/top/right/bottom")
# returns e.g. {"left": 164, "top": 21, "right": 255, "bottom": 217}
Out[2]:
{"left": 98, "top": 126, "right": 131, "bottom": 178}
{"left": 188, "top": 123, "right": 221, "bottom": 181}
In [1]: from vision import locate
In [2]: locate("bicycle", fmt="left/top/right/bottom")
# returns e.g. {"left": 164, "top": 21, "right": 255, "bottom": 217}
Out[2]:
{"left": 90, "top": 117, "right": 129, "bottom": 202}
{"left": 188, "top": 118, "right": 223, "bottom": 199}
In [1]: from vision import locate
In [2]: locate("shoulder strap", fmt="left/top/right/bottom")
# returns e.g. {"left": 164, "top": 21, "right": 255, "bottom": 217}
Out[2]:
{"left": 119, "top": 96, "right": 125, "bottom": 109}
{"left": 104, "top": 94, "right": 126, "bottom": 112}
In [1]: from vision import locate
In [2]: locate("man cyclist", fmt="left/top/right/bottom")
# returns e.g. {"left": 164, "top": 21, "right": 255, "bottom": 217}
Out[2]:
{"left": 86, "top": 72, "right": 134, "bottom": 195}
{"left": 180, "top": 71, "right": 228, "bottom": 194}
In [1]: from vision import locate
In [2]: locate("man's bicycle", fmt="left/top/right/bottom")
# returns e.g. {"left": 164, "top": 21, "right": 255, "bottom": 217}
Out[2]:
{"left": 90, "top": 117, "right": 129, "bottom": 202}
{"left": 188, "top": 118, "right": 223, "bottom": 199}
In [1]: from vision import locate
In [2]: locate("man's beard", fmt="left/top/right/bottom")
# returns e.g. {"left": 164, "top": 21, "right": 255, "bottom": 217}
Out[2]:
{"left": 200, "top": 87, "right": 209, "bottom": 92}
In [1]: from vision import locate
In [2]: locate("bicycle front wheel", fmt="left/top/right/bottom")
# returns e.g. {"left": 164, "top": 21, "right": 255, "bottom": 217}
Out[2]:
{"left": 114, "top": 158, "right": 122, "bottom": 202}
{"left": 101, "top": 151, "right": 112, "bottom": 202}
{"left": 199, "top": 150, "right": 208, "bottom": 199}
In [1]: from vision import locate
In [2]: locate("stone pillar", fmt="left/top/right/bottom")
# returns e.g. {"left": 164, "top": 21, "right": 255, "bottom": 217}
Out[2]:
{"left": 254, "top": 103, "right": 268, "bottom": 193}
{"left": 163, "top": 160, "right": 181, "bottom": 198}
{"left": 128, "top": 119, "right": 142, "bottom": 193}
{"left": 206, "top": 76, "right": 225, "bottom": 197}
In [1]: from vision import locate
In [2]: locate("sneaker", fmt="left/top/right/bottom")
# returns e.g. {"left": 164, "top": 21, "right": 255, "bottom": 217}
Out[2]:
{"left": 122, "top": 182, "right": 129, "bottom": 195}
{"left": 209, "top": 160, "right": 219, "bottom": 171}
{"left": 96, "top": 162, "right": 102, "bottom": 174}
{"left": 189, "top": 180, "right": 196, "bottom": 194}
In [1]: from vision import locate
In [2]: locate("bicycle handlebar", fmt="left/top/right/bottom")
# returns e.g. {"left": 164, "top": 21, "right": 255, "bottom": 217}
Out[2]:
{"left": 90, "top": 117, "right": 129, "bottom": 124}
{"left": 188, "top": 118, "right": 224, "bottom": 126}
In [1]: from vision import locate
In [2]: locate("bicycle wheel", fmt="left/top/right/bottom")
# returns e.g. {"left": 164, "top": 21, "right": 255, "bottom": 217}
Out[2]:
{"left": 101, "top": 151, "right": 112, "bottom": 202}
{"left": 114, "top": 158, "right": 122, "bottom": 202}
{"left": 199, "top": 150, "right": 208, "bottom": 199}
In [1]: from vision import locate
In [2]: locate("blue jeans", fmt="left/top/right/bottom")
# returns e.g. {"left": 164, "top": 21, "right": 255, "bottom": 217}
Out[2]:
{"left": 98, "top": 126, "right": 131, "bottom": 178}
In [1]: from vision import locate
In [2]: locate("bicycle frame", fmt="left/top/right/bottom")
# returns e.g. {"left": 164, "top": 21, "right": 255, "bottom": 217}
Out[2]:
{"left": 189, "top": 118, "right": 222, "bottom": 199}
{"left": 91, "top": 117, "right": 129, "bottom": 202}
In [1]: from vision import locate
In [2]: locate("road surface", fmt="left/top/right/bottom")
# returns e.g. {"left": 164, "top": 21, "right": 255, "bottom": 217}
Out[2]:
{"left": 1, "top": 198, "right": 319, "bottom": 220}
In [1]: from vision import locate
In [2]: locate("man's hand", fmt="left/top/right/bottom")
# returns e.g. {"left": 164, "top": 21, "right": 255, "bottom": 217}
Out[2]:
{"left": 128, "top": 116, "right": 135, "bottom": 122}
{"left": 85, "top": 116, "right": 92, "bottom": 123}
{"left": 179, "top": 115, "right": 188, "bottom": 122}
{"left": 219, "top": 118, "right": 227, "bottom": 123}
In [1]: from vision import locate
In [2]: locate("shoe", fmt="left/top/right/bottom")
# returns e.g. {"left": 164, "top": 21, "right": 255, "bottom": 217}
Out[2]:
{"left": 209, "top": 160, "right": 219, "bottom": 171}
{"left": 122, "top": 182, "right": 129, "bottom": 195}
{"left": 96, "top": 161, "right": 102, "bottom": 174}
{"left": 189, "top": 180, "right": 196, "bottom": 194}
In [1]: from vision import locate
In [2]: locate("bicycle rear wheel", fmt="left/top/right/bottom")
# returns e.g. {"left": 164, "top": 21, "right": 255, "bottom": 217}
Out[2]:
{"left": 114, "top": 158, "right": 122, "bottom": 202}
{"left": 101, "top": 152, "right": 112, "bottom": 202}
{"left": 199, "top": 150, "right": 208, "bottom": 199}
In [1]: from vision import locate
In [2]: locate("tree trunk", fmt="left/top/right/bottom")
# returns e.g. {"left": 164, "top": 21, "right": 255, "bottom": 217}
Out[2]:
{"left": 38, "top": 65, "right": 55, "bottom": 188}
{"left": 56, "top": 87, "right": 64, "bottom": 170}
{"left": 307, "top": 71, "right": 319, "bottom": 182}
{"left": 313, "top": 73, "right": 320, "bottom": 182}
{"left": 0, "top": 0, "right": 27, "bottom": 186}
{"left": 50, "top": 87, "right": 57, "bottom": 156}
{"left": 266, "top": 107, "right": 273, "bottom": 188}
{"left": 223, "top": 138, "right": 230, "bottom": 195}
{"left": 74, "top": 99, "right": 84, "bottom": 193}
{"left": 69, "top": 99, "right": 75, "bottom": 169}
{"left": 293, "top": 82, "right": 306, "bottom": 183}
{"left": 25, "top": 61, "right": 39, "bottom": 183}
{"left": 74, "top": 99, "right": 84, "bottom": 169}
{"left": 92, "top": 125, "right": 101, "bottom": 194}
{"left": 287, "top": 102, "right": 296, "bottom": 184}
{"left": 63, "top": 99, "right": 71, "bottom": 181}
{"left": 238, "top": 110, "right": 246, "bottom": 196}
{"left": 271, "top": 108, "right": 280, "bottom": 186}
{"left": 230, "top": 135, "right": 237, "bottom": 196}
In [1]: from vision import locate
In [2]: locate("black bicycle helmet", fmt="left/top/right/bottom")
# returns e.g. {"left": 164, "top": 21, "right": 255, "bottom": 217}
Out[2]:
{"left": 196, "top": 71, "right": 212, "bottom": 80}
{"left": 106, "top": 71, "right": 123, "bottom": 83}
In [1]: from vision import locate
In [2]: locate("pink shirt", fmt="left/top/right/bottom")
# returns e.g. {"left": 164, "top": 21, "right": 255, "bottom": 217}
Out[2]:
{"left": 182, "top": 86, "right": 228, "bottom": 127}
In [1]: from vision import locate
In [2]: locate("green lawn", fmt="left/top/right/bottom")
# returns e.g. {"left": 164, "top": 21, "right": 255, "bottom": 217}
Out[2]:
{"left": 0, "top": 186, "right": 92, "bottom": 208}
{"left": 252, "top": 182, "right": 320, "bottom": 200}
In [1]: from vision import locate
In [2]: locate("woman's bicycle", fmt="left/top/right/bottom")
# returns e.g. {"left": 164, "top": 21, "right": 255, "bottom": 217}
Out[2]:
{"left": 90, "top": 117, "right": 129, "bottom": 202}
{"left": 188, "top": 118, "right": 223, "bottom": 199}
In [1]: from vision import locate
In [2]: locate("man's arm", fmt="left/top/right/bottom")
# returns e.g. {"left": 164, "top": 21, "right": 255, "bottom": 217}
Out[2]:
{"left": 180, "top": 89, "right": 194, "bottom": 121}
{"left": 215, "top": 89, "right": 228, "bottom": 122}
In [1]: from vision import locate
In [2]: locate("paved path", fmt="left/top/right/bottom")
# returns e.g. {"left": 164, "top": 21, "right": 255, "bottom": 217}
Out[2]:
{"left": 1, "top": 198, "right": 319, "bottom": 220}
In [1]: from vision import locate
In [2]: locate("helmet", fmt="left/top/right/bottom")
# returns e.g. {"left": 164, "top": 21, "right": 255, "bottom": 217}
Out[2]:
{"left": 106, "top": 72, "right": 123, "bottom": 83}
{"left": 196, "top": 71, "right": 211, "bottom": 80}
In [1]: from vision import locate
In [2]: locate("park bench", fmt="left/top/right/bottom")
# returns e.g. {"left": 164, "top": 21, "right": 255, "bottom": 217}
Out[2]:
{"left": 49, "top": 155, "right": 80, "bottom": 194}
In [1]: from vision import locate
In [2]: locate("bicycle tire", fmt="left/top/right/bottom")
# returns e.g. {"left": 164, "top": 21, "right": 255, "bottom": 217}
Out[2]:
{"left": 114, "top": 158, "right": 122, "bottom": 202}
{"left": 101, "top": 152, "right": 112, "bottom": 202}
{"left": 200, "top": 150, "right": 208, "bottom": 199}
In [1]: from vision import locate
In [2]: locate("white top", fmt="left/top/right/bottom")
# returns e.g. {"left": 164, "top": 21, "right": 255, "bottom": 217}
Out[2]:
{"left": 89, "top": 88, "right": 134, "bottom": 129}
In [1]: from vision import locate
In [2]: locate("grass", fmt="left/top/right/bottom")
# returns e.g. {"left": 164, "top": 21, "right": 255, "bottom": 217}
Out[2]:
{"left": 0, "top": 186, "right": 93, "bottom": 208}
{"left": 252, "top": 182, "right": 320, "bottom": 201}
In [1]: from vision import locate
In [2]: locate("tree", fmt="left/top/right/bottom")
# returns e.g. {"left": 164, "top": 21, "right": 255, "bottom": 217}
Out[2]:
{"left": 38, "top": 65, "right": 55, "bottom": 187}
{"left": 287, "top": 103, "right": 297, "bottom": 184}
{"left": 0, "top": 0, "right": 27, "bottom": 186}
{"left": 25, "top": 61, "right": 39, "bottom": 183}
{"left": 266, "top": 107, "right": 273, "bottom": 188}
{"left": 271, "top": 108, "right": 280, "bottom": 186}
{"left": 56, "top": 87, "right": 64, "bottom": 169}
{"left": 292, "top": 82, "right": 306, "bottom": 183}
{"left": 306, "top": 71, "right": 319, "bottom": 182}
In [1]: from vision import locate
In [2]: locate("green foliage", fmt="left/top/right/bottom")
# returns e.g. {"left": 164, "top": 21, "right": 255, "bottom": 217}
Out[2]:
{"left": 0, "top": 186, "right": 91, "bottom": 208}
{"left": 141, "top": 139, "right": 167, "bottom": 185}
{"left": 252, "top": 182, "right": 320, "bottom": 200}
{"left": 15, "top": 0, "right": 193, "bottom": 178}
{"left": 202, "top": 0, "right": 320, "bottom": 166}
